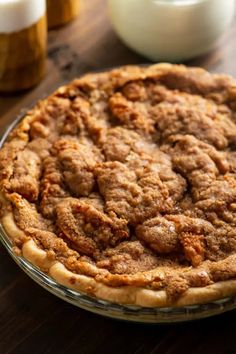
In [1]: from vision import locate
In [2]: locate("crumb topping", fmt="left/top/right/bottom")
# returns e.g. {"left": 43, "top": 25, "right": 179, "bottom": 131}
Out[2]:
{"left": 1, "top": 64, "right": 236, "bottom": 301}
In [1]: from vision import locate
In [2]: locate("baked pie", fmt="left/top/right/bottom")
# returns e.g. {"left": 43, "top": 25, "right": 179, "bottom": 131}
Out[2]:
{"left": 1, "top": 63, "right": 236, "bottom": 307}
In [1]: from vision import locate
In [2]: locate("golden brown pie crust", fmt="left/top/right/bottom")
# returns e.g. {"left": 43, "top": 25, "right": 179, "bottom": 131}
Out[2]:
{"left": 1, "top": 63, "right": 236, "bottom": 307}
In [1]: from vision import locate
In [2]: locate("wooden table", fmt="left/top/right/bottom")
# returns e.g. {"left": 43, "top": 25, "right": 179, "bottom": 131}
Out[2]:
{"left": 1, "top": 1, "right": 236, "bottom": 353}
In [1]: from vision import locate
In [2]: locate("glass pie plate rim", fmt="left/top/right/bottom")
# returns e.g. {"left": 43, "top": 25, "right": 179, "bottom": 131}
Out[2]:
{"left": 1, "top": 90, "right": 236, "bottom": 324}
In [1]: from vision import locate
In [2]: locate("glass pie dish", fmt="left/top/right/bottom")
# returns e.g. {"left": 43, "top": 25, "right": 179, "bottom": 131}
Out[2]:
{"left": 1, "top": 112, "right": 236, "bottom": 324}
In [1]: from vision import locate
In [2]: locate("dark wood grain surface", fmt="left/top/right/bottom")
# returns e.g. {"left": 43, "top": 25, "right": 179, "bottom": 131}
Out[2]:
{"left": 1, "top": 1, "right": 236, "bottom": 353}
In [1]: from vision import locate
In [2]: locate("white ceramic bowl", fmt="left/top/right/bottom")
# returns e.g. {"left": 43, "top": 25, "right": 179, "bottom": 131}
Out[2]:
{"left": 108, "top": 0, "right": 235, "bottom": 62}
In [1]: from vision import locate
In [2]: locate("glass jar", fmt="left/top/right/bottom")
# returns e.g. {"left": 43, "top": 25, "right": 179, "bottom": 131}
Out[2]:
{"left": 108, "top": 0, "right": 235, "bottom": 62}
{"left": 0, "top": 0, "right": 47, "bottom": 92}
{"left": 47, "top": 0, "right": 80, "bottom": 29}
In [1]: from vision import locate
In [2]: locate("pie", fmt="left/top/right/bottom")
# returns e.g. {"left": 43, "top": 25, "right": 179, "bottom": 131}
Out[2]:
{"left": 1, "top": 63, "right": 236, "bottom": 307}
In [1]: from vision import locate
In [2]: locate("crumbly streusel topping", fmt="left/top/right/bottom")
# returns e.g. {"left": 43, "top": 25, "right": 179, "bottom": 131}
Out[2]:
{"left": 1, "top": 64, "right": 236, "bottom": 300}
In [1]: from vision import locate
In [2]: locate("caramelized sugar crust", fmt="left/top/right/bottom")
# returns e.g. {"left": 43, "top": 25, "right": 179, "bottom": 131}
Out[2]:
{"left": 1, "top": 64, "right": 236, "bottom": 302}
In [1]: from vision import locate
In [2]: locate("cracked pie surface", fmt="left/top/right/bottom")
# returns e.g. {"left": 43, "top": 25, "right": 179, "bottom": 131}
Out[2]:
{"left": 1, "top": 64, "right": 236, "bottom": 307}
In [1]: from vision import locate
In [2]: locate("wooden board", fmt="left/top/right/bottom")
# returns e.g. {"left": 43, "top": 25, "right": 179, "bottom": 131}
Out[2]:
{"left": 1, "top": 1, "right": 236, "bottom": 353}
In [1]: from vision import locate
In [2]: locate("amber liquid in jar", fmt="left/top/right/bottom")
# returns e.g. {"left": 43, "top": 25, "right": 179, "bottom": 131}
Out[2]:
{"left": 47, "top": 0, "right": 80, "bottom": 29}
{"left": 0, "top": 0, "right": 47, "bottom": 93}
